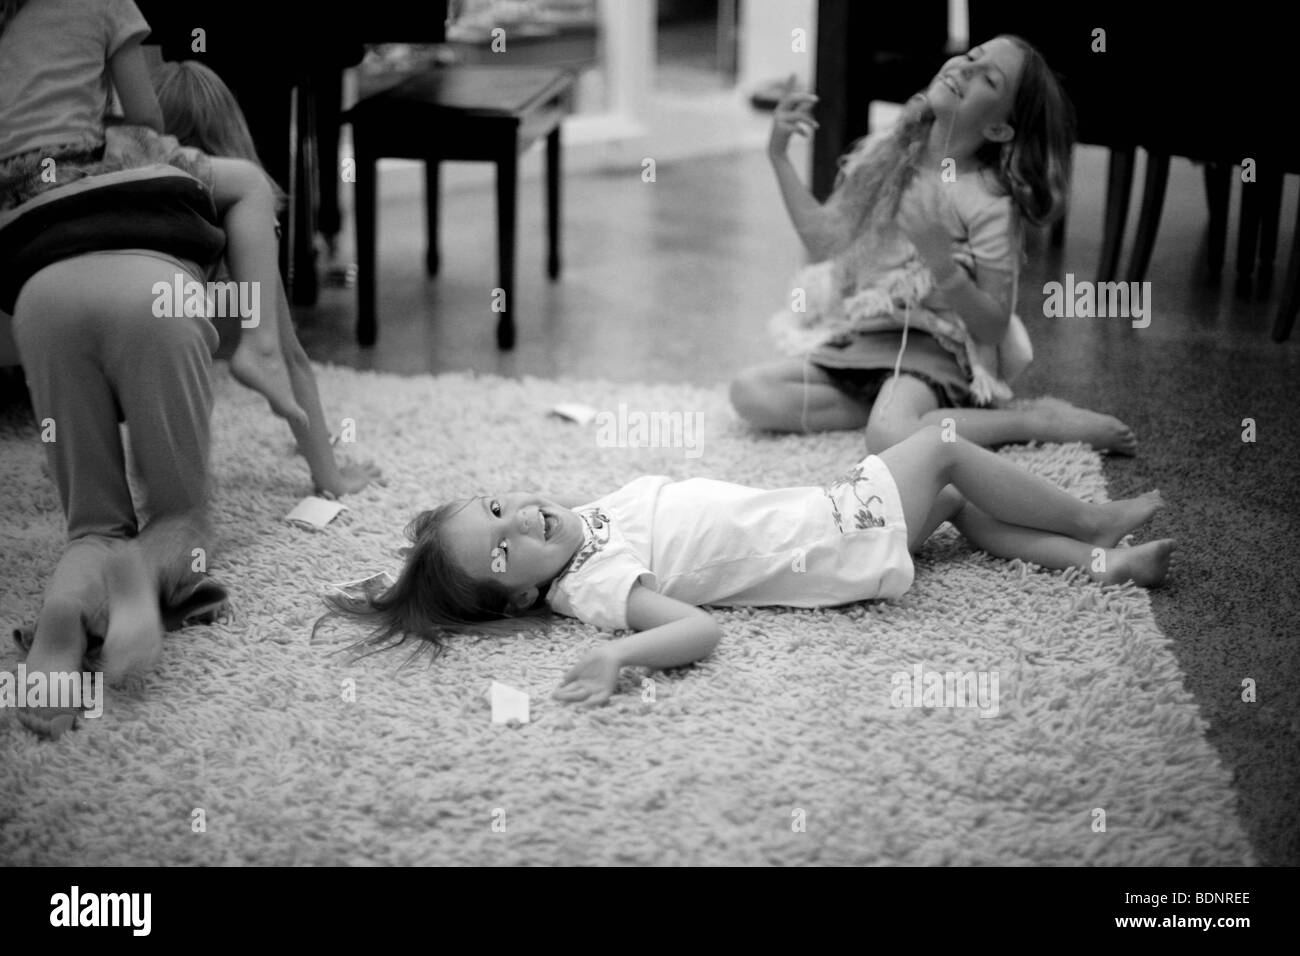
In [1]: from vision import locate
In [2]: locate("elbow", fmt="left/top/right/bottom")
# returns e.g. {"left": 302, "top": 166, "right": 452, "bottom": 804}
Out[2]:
{"left": 700, "top": 615, "right": 723, "bottom": 658}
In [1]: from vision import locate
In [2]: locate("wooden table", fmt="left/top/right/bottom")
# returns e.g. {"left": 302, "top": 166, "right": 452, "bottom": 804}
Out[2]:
{"left": 346, "top": 65, "right": 575, "bottom": 349}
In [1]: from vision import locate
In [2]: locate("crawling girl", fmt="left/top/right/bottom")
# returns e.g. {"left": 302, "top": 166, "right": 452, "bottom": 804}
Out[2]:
{"left": 326, "top": 427, "right": 1174, "bottom": 705}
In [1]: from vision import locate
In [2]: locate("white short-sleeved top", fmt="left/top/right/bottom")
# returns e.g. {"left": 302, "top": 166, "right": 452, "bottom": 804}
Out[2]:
{"left": 546, "top": 454, "right": 915, "bottom": 631}
{"left": 0, "top": 0, "right": 150, "bottom": 161}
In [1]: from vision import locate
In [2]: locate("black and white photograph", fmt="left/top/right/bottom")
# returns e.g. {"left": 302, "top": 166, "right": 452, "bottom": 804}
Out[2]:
{"left": 0, "top": 0, "right": 1293, "bottom": 903}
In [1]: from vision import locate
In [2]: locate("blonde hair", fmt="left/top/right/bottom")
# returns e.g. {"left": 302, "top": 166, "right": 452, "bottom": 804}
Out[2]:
{"left": 152, "top": 59, "right": 285, "bottom": 206}
{"left": 832, "top": 35, "right": 1074, "bottom": 233}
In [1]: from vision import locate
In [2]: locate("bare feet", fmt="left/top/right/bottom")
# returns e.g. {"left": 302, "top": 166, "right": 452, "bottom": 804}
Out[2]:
{"left": 230, "top": 336, "right": 308, "bottom": 429}
{"left": 1092, "top": 539, "right": 1176, "bottom": 588}
{"left": 1089, "top": 491, "right": 1166, "bottom": 548}
{"left": 17, "top": 598, "right": 87, "bottom": 740}
{"left": 100, "top": 542, "right": 164, "bottom": 687}
{"left": 1029, "top": 397, "right": 1138, "bottom": 456}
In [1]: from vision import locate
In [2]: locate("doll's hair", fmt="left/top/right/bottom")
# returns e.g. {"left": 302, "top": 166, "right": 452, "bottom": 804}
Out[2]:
{"left": 833, "top": 34, "right": 1074, "bottom": 232}
{"left": 315, "top": 501, "right": 551, "bottom": 664}
{"left": 152, "top": 59, "right": 286, "bottom": 206}
{"left": 0, "top": 0, "right": 29, "bottom": 35}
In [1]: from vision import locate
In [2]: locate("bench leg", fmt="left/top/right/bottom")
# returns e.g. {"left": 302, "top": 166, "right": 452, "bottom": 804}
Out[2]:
{"left": 425, "top": 161, "right": 441, "bottom": 276}
{"left": 1125, "top": 151, "right": 1169, "bottom": 285}
{"left": 496, "top": 148, "right": 518, "bottom": 350}
{"left": 1097, "top": 146, "right": 1134, "bottom": 284}
{"left": 547, "top": 125, "right": 561, "bottom": 279}
{"left": 1273, "top": 200, "right": 1300, "bottom": 342}
{"left": 355, "top": 149, "right": 378, "bottom": 347}
{"left": 1256, "top": 164, "right": 1283, "bottom": 293}
{"left": 1238, "top": 168, "right": 1262, "bottom": 295}
{"left": 1203, "top": 162, "right": 1230, "bottom": 277}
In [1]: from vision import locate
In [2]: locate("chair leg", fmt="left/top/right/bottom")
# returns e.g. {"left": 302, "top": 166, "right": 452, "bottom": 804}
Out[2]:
{"left": 496, "top": 148, "right": 518, "bottom": 350}
{"left": 1126, "top": 151, "right": 1170, "bottom": 285}
{"left": 1098, "top": 146, "right": 1135, "bottom": 283}
{"left": 425, "top": 161, "right": 441, "bottom": 276}
{"left": 1203, "top": 162, "right": 1230, "bottom": 277}
{"left": 1256, "top": 165, "right": 1283, "bottom": 292}
{"left": 290, "top": 81, "right": 320, "bottom": 307}
{"left": 1050, "top": 211, "right": 1066, "bottom": 248}
{"left": 546, "top": 125, "right": 561, "bottom": 280}
{"left": 355, "top": 148, "right": 378, "bottom": 347}
{"left": 1237, "top": 168, "right": 1263, "bottom": 294}
{"left": 1273, "top": 199, "right": 1300, "bottom": 342}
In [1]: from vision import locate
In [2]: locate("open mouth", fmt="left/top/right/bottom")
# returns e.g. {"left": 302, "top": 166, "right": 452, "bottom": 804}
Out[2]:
{"left": 542, "top": 510, "right": 556, "bottom": 540}
{"left": 939, "top": 74, "right": 962, "bottom": 98}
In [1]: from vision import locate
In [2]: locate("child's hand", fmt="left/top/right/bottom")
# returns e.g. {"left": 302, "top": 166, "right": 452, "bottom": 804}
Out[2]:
{"left": 316, "top": 460, "right": 384, "bottom": 499}
{"left": 553, "top": 645, "right": 621, "bottom": 706}
{"left": 898, "top": 184, "right": 956, "bottom": 280}
{"left": 768, "top": 74, "right": 819, "bottom": 158}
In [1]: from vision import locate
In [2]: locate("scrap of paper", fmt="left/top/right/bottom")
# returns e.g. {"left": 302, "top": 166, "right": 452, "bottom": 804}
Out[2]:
{"left": 285, "top": 496, "right": 347, "bottom": 530}
{"left": 488, "top": 680, "right": 530, "bottom": 725}
{"left": 550, "top": 402, "right": 598, "bottom": 425}
{"left": 320, "top": 571, "right": 395, "bottom": 610}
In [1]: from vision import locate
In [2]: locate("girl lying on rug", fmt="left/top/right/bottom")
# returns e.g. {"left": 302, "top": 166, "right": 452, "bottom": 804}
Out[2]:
{"left": 323, "top": 427, "right": 1174, "bottom": 705}
{"left": 729, "top": 35, "right": 1138, "bottom": 456}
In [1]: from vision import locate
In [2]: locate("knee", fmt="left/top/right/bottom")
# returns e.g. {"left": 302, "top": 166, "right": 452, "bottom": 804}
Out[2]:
{"left": 864, "top": 417, "right": 918, "bottom": 454}
{"left": 729, "top": 372, "right": 775, "bottom": 428}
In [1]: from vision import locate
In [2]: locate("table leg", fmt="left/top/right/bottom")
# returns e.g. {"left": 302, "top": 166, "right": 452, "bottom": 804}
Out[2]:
{"left": 355, "top": 149, "right": 378, "bottom": 347}
{"left": 496, "top": 147, "right": 518, "bottom": 350}
{"left": 425, "top": 161, "right": 441, "bottom": 276}
{"left": 547, "top": 125, "right": 561, "bottom": 279}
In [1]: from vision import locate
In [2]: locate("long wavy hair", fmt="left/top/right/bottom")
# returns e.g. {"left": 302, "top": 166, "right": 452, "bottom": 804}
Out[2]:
{"left": 152, "top": 59, "right": 286, "bottom": 207}
{"left": 833, "top": 34, "right": 1075, "bottom": 233}
{"left": 314, "top": 501, "right": 552, "bottom": 665}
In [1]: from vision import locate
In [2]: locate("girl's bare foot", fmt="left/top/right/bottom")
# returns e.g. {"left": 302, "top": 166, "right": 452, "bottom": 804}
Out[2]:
{"left": 17, "top": 599, "right": 88, "bottom": 740}
{"left": 1092, "top": 539, "right": 1176, "bottom": 588}
{"left": 230, "top": 338, "right": 308, "bottom": 429}
{"left": 1090, "top": 491, "right": 1166, "bottom": 548}
{"left": 1030, "top": 396, "right": 1138, "bottom": 456}
{"left": 100, "top": 542, "right": 164, "bottom": 687}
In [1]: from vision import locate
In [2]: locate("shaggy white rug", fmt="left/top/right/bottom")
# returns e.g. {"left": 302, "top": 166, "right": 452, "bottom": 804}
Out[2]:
{"left": 0, "top": 364, "right": 1254, "bottom": 865}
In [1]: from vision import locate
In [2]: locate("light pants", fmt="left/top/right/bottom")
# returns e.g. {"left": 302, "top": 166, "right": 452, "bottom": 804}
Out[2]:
{"left": 11, "top": 251, "right": 220, "bottom": 631}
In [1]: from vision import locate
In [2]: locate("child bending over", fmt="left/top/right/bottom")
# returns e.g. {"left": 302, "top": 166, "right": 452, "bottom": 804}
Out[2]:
{"left": 0, "top": 0, "right": 306, "bottom": 429}
{"left": 152, "top": 58, "right": 381, "bottom": 497}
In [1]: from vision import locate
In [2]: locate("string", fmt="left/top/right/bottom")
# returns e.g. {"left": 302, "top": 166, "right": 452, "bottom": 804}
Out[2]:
{"left": 880, "top": 105, "right": 956, "bottom": 414}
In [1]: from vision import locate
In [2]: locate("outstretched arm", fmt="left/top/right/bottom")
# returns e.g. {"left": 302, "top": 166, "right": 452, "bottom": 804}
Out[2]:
{"left": 768, "top": 78, "right": 853, "bottom": 261}
{"left": 553, "top": 584, "right": 722, "bottom": 705}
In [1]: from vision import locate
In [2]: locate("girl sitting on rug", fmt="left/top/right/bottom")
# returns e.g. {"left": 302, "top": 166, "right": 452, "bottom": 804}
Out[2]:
{"left": 322, "top": 427, "right": 1174, "bottom": 706}
{"left": 729, "top": 36, "right": 1137, "bottom": 455}
{"left": 152, "top": 59, "right": 381, "bottom": 498}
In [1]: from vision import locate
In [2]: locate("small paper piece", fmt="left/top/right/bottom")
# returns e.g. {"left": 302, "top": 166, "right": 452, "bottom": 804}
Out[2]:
{"left": 285, "top": 496, "right": 347, "bottom": 529}
{"left": 550, "top": 403, "right": 598, "bottom": 425}
{"left": 320, "top": 571, "right": 395, "bottom": 610}
{"left": 488, "top": 680, "right": 530, "bottom": 725}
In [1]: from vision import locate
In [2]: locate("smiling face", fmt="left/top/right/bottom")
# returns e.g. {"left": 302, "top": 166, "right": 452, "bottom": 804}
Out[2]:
{"left": 925, "top": 37, "right": 1026, "bottom": 144}
{"left": 443, "top": 493, "right": 584, "bottom": 610}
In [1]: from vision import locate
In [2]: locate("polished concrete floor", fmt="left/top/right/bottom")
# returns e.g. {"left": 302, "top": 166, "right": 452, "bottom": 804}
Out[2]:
{"left": 286, "top": 140, "right": 1300, "bottom": 866}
